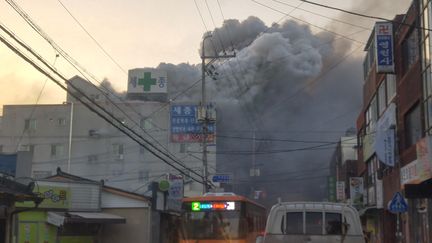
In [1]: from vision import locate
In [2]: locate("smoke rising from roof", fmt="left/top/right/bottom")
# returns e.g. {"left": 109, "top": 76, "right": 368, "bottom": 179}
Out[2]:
{"left": 153, "top": 15, "right": 365, "bottom": 204}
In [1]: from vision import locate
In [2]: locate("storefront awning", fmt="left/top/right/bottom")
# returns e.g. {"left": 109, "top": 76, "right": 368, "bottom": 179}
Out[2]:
{"left": 66, "top": 212, "right": 126, "bottom": 224}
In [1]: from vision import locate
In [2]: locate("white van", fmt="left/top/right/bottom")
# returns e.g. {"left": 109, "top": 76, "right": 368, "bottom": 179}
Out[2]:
{"left": 258, "top": 202, "right": 365, "bottom": 243}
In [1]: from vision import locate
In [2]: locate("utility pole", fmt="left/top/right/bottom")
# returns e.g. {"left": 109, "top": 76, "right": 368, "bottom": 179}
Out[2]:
{"left": 67, "top": 101, "right": 74, "bottom": 173}
{"left": 200, "top": 32, "right": 235, "bottom": 193}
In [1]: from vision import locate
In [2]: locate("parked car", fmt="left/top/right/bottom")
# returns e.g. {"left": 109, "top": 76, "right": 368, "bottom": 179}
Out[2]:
{"left": 257, "top": 202, "right": 365, "bottom": 243}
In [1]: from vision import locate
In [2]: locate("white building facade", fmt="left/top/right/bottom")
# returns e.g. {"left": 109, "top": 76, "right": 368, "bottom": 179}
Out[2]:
{"left": 0, "top": 74, "right": 216, "bottom": 196}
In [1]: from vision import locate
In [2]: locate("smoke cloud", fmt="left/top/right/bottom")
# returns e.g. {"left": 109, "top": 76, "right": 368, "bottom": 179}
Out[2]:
{"left": 152, "top": 15, "right": 365, "bottom": 205}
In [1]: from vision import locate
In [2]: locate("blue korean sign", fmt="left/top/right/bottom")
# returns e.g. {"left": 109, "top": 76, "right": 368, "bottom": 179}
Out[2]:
{"left": 212, "top": 174, "right": 232, "bottom": 183}
{"left": 170, "top": 105, "right": 215, "bottom": 143}
{"left": 375, "top": 22, "right": 394, "bottom": 73}
{"left": 388, "top": 192, "right": 408, "bottom": 214}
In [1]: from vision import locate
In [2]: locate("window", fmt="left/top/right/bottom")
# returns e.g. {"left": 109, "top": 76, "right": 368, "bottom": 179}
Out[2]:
{"left": 182, "top": 211, "right": 242, "bottom": 239}
{"left": 367, "top": 157, "right": 378, "bottom": 186}
{"left": 365, "top": 95, "right": 378, "bottom": 133}
{"left": 325, "top": 213, "right": 343, "bottom": 235}
{"left": 424, "top": 67, "right": 432, "bottom": 98}
{"left": 363, "top": 39, "right": 375, "bottom": 79}
{"left": 402, "top": 28, "right": 419, "bottom": 72}
{"left": 306, "top": 212, "right": 322, "bottom": 235}
{"left": 24, "top": 118, "right": 37, "bottom": 130}
{"left": 386, "top": 74, "right": 396, "bottom": 104}
{"left": 285, "top": 212, "right": 303, "bottom": 234}
{"left": 112, "top": 143, "right": 124, "bottom": 160}
{"left": 19, "top": 144, "right": 34, "bottom": 154}
{"left": 405, "top": 104, "right": 422, "bottom": 148}
{"left": 138, "top": 170, "right": 149, "bottom": 182}
{"left": 180, "top": 143, "right": 187, "bottom": 153}
{"left": 57, "top": 118, "right": 66, "bottom": 126}
{"left": 422, "top": 35, "right": 430, "bottom": 70}
{"left": 425, "top": 98, "right": 432, "bottom": 133}
{"left": 51, "top": 144, "right": 65, "bottom": 157}
{"left": 378, "top": 81, "right": 386, "bottom": 115}
{"left": 140, "top": 118, "right": 153, "bottom": 130}
{"left": 88, "top": 155, "right": 98, "bottom": 164}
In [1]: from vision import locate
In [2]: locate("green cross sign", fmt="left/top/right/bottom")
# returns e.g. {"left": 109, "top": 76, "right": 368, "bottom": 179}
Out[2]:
{"left": 138, "top": 72, "right": 156, "bottom": 91}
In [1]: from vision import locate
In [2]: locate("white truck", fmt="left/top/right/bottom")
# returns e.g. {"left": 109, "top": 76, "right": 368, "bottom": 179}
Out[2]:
{"left": 258, "top": 202, "right": 365, "bottom": 243}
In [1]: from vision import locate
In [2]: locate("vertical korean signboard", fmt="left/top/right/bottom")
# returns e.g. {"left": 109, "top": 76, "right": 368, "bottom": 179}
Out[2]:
{"left": 170, "top": 104, "right": 215, "bottom": 143}
{"left": 374, "top": 103, "right": 396, "bottom": 166}
{"left": 350, "top": 177, "right": 364, "bottom": 207}
{"left": 375, "top": 22, "right": 395, "bottom": 73}
{"left": 328, "top": 176, "right": 336, "bottom": 202}
{"left": 166, "top": 174, "right": 184, "bottom": 212}
{"left": 336, "top": 181, "right": 346, "bottom": 202}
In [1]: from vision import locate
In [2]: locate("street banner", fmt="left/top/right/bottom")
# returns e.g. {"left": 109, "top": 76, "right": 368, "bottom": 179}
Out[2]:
{"left": 375, "top": 22, "right": 395, "bottom": 73}
{"left": 375, "top": 103, "right": 396, "bottom": 166}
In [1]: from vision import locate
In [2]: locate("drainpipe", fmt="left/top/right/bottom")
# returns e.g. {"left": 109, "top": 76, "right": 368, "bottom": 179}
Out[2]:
{"left": 67, "top": 102, "right": 74, "bottom": 173}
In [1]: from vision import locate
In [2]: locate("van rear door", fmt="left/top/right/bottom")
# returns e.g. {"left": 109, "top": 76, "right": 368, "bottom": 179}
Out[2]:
{"left": 264, "top": 210, "right": 364, "bottom": 243}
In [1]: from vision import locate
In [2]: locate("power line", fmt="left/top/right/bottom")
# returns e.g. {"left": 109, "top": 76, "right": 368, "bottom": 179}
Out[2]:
{"left": 191, "top": 136, "right": 358, "bottom": 155}
{"left": 216, "top": 134, "right": 357, "bottom": 144}
{"left": 190, "top": 145, "right": 345, "bottom": 155}
{"left": 204, "top": 0, "right": 227, "bottom": 54}
{"left": 6, "top": 0, "right": 206, "bottom": 139}
{"left": 4, "top": 1, "right": 208, "bottom": 184}
{"left": 6, "top": 0, "right": 168, "bottom": 141}
{"left": 251, "top": 0, "right": 366, "bottom": 45}
{"left": 0, "top": 26, "right": 209, "bottom": 186}
{"left": 272, "top": 0, "right": 371, "bottom": 30}
{"left": 56, "top": 0, "right": 128, "bottom": 75}
{"left": 233, "top": 174, "right": 328, "bottom": 184}
{"left": 14, "top": 54, "right": 59, "bottom": 152}
{"left": 299, "top": 0, "right": 432, "bottom": 32}
{"left": 193, "top": 0, "right": 209, "bottom": 31}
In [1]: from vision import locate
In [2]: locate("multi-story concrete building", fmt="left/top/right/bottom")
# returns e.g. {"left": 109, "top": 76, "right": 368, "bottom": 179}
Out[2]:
{"left": 330, "top": 131, "right": 358, "bottom": 204}
{"left": 0, "top": 73, "right": 216, "bottom": 197}
{"left": 356, "top": 1, "right": 432, "bottom": 242}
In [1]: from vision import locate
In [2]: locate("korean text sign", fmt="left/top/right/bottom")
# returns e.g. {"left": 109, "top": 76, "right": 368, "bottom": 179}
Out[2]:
{"left": 375, "top": 22, "right": 395, "bottom": 73}
{"left": 170, "top": 104, "right": 215, "bottom": 143}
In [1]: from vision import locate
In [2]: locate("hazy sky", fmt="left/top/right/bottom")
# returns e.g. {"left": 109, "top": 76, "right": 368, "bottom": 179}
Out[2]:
{"left": 0, "top": 0, "right": 411, "bottom": 109}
